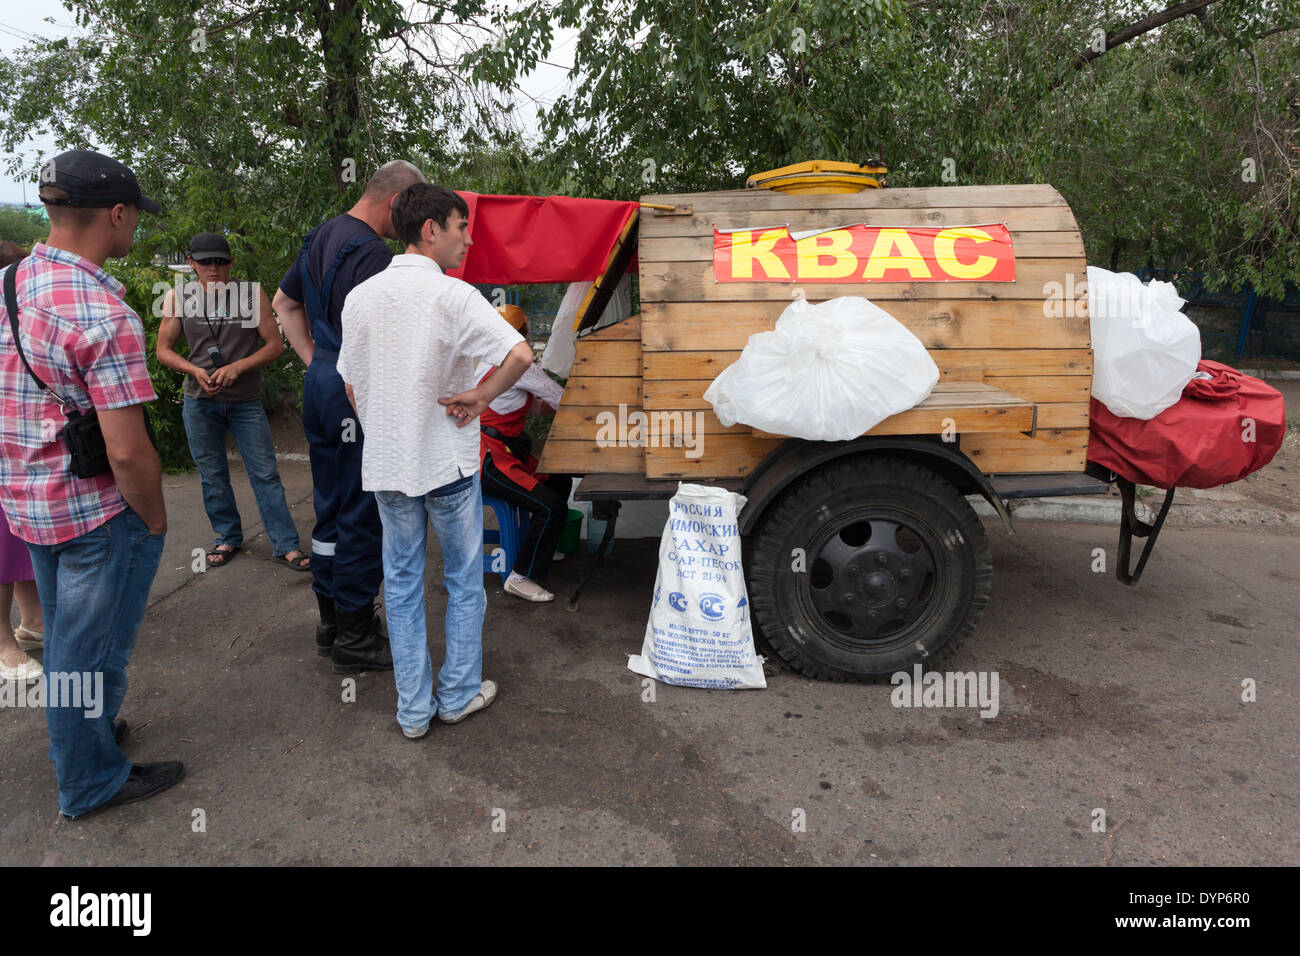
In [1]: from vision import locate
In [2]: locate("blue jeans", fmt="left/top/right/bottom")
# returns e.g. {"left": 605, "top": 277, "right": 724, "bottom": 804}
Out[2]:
{"left": 182, "top": 395, "right": 301, "bottom": 556}
{"left": 375, "top": 473, "right": 486, "bottom": 731}
{"left": 27, "top": 508, "right": 165, "bottom": 817}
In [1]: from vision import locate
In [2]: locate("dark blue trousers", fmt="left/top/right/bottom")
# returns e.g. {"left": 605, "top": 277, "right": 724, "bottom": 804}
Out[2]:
{"left": 302, "top": 354, "right": 382, "bottom": 612}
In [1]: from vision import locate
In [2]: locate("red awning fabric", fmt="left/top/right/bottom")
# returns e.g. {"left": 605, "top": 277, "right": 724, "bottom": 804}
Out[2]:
{"left": 446, "top": 192, "right": 640, "bottom": 285}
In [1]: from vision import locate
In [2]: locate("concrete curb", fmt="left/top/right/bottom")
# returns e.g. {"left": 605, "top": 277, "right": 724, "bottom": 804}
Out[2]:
{"left": 969, "top": 494, "right": 1300, "bottom": 528}
{"left": 1239, "top": 369, "right": 1300, "bottom": 380}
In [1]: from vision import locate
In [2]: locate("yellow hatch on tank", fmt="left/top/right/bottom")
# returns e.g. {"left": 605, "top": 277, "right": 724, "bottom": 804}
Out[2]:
{"left": 745, "top": 159, "right": 888, "bottom": 194}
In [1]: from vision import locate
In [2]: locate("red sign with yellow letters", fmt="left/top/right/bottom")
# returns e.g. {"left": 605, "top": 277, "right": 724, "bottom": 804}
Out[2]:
{"left": 712, "top": 223, "right": 1016, "bottom": 283}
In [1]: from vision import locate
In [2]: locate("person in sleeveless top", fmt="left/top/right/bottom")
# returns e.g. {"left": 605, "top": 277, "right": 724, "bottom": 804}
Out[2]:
{"left": 155, "top": 233, "right": 308, "bottom": 571}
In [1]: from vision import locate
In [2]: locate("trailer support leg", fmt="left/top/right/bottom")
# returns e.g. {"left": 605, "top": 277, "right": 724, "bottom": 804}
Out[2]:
{"left": 566, "top": 501, "right": 621, "bottom": 612}
{"left": 1115, "top": 478, "right": 1176, "bottom": 586}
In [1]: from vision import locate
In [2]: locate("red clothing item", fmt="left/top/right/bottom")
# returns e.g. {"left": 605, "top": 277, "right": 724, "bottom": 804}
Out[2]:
{"left": 478, "top": 384, "right": 540, "bottom": 492}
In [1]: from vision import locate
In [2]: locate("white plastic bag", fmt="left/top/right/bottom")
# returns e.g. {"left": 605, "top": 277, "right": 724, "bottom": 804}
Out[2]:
{"left": 1087, "top": 266, "right": 1201, "bottom": 420}
{"left": 628, "top": 484, "right": 766, "bottom": 690}
{"left": 703, "top": 296, "right": 939, "bottom": 441}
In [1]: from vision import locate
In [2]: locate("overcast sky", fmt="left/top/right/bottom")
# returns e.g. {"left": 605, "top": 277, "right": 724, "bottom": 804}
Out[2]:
{"left": 0, "top": 2, "right": 577, "bottom": 204}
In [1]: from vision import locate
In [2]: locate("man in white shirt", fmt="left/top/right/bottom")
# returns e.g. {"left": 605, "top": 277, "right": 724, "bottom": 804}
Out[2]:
{"left": 338, "top": 183, "right": 533, "bottom": 739}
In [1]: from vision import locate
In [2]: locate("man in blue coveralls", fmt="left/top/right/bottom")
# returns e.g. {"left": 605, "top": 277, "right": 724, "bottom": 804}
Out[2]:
{"left": 273, "top": 160, "right": 427, "bottom": 672}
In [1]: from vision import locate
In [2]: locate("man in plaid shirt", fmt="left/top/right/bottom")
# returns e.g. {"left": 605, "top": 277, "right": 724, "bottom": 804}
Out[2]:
{"left": 0, "top": 150, "right": 183, "bottom": 819}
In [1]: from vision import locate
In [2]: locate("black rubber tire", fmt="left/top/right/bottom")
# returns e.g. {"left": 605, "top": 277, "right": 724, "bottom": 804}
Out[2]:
{"left": 745, "top": 456, "right": 992, "bottom": 682}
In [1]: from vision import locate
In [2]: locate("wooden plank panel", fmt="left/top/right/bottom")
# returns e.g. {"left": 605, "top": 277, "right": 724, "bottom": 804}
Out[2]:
{"left": 642, "top": 351, "right": 740, "bottom": 380}
{"left": 643, "top": 348, "right": 1092, "bottom": 381}
{"left": 577, "top": 314, "right": 641, "bottom": 341}
{"left": 644, "top": 380, "right": 711, "bottom": 410}
{"left": 641, "top": 184, "right": 1068, "bottom": 210}
{"left": 639, "top": 231, "right": 1085, "bottom": 262}
{"left": 993, "top": 375, "right": 1092, "bottom": 403}
{"left": 645, "top": 378, "right": 1043, "bottom": 413}
{"left": 943, "top": 348, "right": 1092, "bottom": 378}
{"left": 561, "top": 376, "right": 642, "bottom": 407}
{"left": 646, "top": 434, "right": 784, "bottom": 479}
{"left": 640, "top": 206, "right": 1082, "bottom": 237}
{"left": 550, "top": 404, "right": 749, "bottom": 437}
{"left": 962, "top": 428, "right": 1089, "bottom": 473}
{"left": 641, "top": 301, "right": 1090, "bottom": 350}
{"left": 571, "top": 340, "right": 641, "bottom": 376}
{"left": 639, "top": 427, "right": 1090, "bottom": 478}
{"left": 1034, "top": 403, "right": 1090, "bottom": 429}
{"left": 537, "top": 440, "right": 644, "bottom": 475}
{"left": 639, "top": 259, "right": 1082, "bottom": 302}
{"left": 752, "top": 404, "right": 1035, "bottom": 438}
{"left": 745, "top": 383, "right": 1035, "bottom": 437}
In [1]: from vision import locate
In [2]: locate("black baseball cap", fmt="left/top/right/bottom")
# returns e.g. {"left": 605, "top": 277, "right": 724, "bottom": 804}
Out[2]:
{"left": 38, "top": 149, "right": 160, "bottom": 213}
{"left": 187, "top": 233, "right": 232, "bottom": 262}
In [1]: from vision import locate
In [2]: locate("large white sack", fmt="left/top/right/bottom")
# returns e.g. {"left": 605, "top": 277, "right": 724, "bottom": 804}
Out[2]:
{"left": 628, "top": 483, "right": 766, "bottom": 690}
{"left": 1087, "top": 266, "right": 1201, "bottom": 420}
{"left": 703, "top": 296, "right": 939, "bottom": 441}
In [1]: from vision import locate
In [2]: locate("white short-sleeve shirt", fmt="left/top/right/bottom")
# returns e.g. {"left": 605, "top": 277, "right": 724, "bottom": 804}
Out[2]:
{"left": 338, "top": 254, "right": 524, "bottom": 495}
{"left": 473, "top": 360, "right": 564, "bottom": 415}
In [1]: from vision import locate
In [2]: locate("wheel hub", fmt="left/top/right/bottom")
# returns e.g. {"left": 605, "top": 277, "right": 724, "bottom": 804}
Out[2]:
{"left": 805, "top": 516, "right": 937, "bottom": 641}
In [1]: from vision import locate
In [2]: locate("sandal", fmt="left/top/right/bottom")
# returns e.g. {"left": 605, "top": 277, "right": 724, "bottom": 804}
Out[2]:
{"left": 15, "top": 624, "right": 44, "bottom": 652}
{"left": 274, "top": 550, "right": 311, "bottom": 572}
{"left": 206, "top": 545, "right": 240, "bottom": 568}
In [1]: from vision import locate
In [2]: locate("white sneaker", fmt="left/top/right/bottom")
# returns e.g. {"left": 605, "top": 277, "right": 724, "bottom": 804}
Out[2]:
{"left": 401, "top": 721, "right": 430, "bottom": 740}
{"left": 552, "top": 551, "right": 566, "bottom": 563}
{"left": 0, "top": 652, "right": 42, "bottom": 682}
{"left": 504, "top": 577, "right": 555, "bottom": 602}
{"left": 439, "top": 680, "right": 498, "bottom": 724}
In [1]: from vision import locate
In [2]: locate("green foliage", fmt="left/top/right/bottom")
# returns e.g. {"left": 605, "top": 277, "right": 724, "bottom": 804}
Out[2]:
{"left": 0, "top": 207, "right": 48, "bottom": 247}
{"left": 465, "top": 0, "right": 1300, "bottom": 291}
{"left": 103, "top": 262, "right": 192, "bottom": 472}
{"left": 0, "top": 1, "right": 536, "bottom": 469}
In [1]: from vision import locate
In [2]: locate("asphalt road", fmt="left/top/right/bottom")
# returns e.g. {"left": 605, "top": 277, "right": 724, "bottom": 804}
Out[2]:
{"left": 1, "top": 460, "right": 1295, "bottom": 865}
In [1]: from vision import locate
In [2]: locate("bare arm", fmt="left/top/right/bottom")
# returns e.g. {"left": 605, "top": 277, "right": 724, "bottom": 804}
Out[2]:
{"left": 439, "top": 341, "right": 535, "bottom": 427}
{"left": 99, "top": 404, "right": 166, "bottom": 535}
{"left": 273, "top": 288, "right": 313, "bottom": 367}
{"left": 211, "top": 286, "right": 284, "bottom": 388}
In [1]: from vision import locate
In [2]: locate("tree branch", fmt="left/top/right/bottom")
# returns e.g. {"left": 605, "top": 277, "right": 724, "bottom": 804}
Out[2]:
{"left": 1052, "top": 0, "right": 1229, "bottom": 91}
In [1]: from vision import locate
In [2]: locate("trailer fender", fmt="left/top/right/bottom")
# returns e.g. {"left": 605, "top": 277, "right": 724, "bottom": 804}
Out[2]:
{"left": 738, "top": 436, "right": 1013, "bottom": 535}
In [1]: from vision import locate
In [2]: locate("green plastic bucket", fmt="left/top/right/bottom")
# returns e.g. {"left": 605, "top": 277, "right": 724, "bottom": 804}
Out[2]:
{"left": 557, "top": 508, "right": 583, "bottom": 554}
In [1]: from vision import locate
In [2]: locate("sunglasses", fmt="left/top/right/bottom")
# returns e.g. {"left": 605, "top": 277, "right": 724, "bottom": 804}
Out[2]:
{"left": 193, "top": 257, "right": 232, "bottom": 267}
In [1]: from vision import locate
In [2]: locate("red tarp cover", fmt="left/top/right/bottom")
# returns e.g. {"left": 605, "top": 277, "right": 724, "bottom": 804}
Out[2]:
{"left": 1088, "top": 360, "right": 1286, "bottom": 490}
{"left": 446, "top": 192, "right": 640, "bottom": 285}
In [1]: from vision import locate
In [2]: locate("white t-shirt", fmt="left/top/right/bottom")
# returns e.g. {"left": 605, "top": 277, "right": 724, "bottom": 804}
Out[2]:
{"left": 338, "top": 254, "right": 523, "bottom": 496}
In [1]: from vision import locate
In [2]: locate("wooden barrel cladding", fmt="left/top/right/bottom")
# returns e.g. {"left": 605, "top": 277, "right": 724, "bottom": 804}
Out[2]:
{"left": 537, "top": 184, "right": 1092, "bottom": 481}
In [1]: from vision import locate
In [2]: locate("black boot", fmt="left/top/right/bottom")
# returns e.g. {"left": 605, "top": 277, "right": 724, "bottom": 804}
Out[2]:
{"left": 315, "top": 593, "right": 336, "bottom": 657}
{"left": 331, "top": 602, "right": 393, "bottom": 674}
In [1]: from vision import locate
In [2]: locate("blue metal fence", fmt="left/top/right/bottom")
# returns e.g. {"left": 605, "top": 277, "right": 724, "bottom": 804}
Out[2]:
{"left": 1135, "top": 269, "right": 1300, "bottom": 362}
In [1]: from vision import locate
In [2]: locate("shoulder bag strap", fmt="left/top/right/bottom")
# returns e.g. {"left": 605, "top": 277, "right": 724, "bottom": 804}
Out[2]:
{"left": 4, "top": 262, "right": 74, "bottom": 414}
